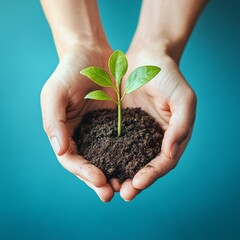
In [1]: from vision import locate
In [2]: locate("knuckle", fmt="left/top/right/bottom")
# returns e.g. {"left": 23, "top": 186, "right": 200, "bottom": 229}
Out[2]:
{"left": 181, "top": 122, "right": 191, "bottom": 132}
{"left": 171, "top": 162, "right": 178, "bottom": 170}
{"left": 40, "top": 86, "right": 47, "bottom": 106}
{"left": 191, "top": 90, "right": 197, "bottom": 107}
{"left": 42, "top": 117, "right": 53, "bottom": 135}
{"left": 178, "top": 123, "right": 191, "bottom": 142}
{"left": 187, "top": 88, "right": 197, "bottom": 107}
{"left": 40, "top": 89, "right": 44, "bottom": 101}
{"left": 40, "top": 82, "right": 49, "bottom": 100}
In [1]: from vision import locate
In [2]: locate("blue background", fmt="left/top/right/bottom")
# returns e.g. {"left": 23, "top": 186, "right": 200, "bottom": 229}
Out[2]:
{"left": 0, "top": 0, "right": 240, "bottom": 239}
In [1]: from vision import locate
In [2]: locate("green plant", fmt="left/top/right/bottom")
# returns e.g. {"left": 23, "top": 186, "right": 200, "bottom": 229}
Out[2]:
{"left": 80, "top": 50, "right": 161, "bottom": 137}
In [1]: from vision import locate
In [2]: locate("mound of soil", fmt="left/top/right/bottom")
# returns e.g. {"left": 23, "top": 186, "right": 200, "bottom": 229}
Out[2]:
{"left": 73, "top": 108, "right": 164, "bottom": 182}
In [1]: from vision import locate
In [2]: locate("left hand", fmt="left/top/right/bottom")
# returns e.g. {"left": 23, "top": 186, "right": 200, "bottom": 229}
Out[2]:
{"left": 113, "top": 46, "right": 197, "bottom": 201}
{"left": 40, "top": 44, "right": 117, "bottom": 202}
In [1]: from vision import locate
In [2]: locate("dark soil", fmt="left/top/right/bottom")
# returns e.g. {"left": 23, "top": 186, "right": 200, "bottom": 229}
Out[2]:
{"left": 73, "top": 108, "right": 164, "bottom": 182}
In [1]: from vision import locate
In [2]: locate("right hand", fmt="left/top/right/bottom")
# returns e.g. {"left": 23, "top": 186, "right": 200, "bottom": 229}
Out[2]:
{"left": 40, "top": 43, "right": 118, "bottom": 202}
{"left": 119, "top": 46, "right": 197, "bottom": 201}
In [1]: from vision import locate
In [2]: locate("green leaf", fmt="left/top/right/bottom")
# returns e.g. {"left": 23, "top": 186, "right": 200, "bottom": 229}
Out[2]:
{"left": 84, "top": 90, "right": 117, "bottom": 103}
{"left": 80, "top": 66, "right": 114, "bottom": 87}
{"left": 124, "top": 66, "right": 161, "bottom": 94}
{"left": 108, "top": 50, "right": 128, "bottom": 86}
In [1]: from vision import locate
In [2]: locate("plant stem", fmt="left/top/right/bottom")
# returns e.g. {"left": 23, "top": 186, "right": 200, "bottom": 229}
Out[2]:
{"left": 118, "top": 102, "right": 121, "bottom": 137}
{"left": 117, "top": 85, "right": 122, "bottom": 137}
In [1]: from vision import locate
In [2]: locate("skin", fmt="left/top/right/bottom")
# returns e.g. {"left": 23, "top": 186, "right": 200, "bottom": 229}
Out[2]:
{"left": 40, "top": 0, "right": 207, "bottom": 202}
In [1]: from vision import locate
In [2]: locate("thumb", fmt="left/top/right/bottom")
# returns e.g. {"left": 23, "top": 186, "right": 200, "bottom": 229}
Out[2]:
{"left": 162, "top": 93, "right": 196, "bottom": 159}
{"left": 40, "top": 80, "right": 70, "bottom": 156}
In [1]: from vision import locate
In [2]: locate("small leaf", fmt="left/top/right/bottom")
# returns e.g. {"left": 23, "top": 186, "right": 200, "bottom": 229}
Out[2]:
{"left": 108, "top": 50, "right": 128, "bottom": 86}
{"left": 80, "top": 66, "right": 114, "bottom": 87}
{"left": 84, "top": 90, "right": 116, "bottom": 103}
{"left": 125, "top": 66, "right": 161, "bottom": 94}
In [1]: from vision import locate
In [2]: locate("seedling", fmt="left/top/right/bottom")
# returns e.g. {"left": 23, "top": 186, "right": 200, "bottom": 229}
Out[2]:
{"left": 80, "top": 50, "right": 161, "bottom": 137}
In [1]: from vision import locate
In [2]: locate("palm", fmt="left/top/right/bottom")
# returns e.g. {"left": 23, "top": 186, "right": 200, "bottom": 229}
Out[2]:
{"left": 122, "top": 52, "right": 183, "bottom": 130}
{"left": 53, "top": 46, "right": 115, "bottom": 136}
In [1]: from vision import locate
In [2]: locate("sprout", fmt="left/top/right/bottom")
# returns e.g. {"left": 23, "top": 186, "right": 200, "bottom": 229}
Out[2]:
{"left": 80, "top": 50, "right": 161, "bottom": 137}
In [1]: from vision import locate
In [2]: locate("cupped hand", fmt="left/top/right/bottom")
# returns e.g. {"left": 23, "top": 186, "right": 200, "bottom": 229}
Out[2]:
{"left": 118, "top": 47, "right": 197, "bottom": 201}
{"left": 40, "top": 44, "right": 118, "bottom": 202}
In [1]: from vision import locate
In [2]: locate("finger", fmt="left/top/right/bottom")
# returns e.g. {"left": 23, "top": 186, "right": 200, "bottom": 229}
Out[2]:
{"left": 132, "top": 135, "right": 190, "bottom": 190}
{"left": 57, "top": 138, "right": 107, "bottom": 187}
{"left": 120, "top": 179, "right": 141, "bottom": 201}
{"left": 40, "top": 79, "right": 70, "bottom": 156}
{"left": 163, "top": 91, "right": 196, "bottom": 159}
{"left": 109, "top": 178, "right": 121, "bottom": 192}
{"left": 76, "top": 175, "right": 114, "bottom": 202}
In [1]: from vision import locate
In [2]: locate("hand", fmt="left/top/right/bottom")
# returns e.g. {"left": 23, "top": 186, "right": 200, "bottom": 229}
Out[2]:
{"left": 118, "top": 46, "right": 197, "bottom": 201}
{"left": 40, "top": 44, "right": 119, "bottom": 202}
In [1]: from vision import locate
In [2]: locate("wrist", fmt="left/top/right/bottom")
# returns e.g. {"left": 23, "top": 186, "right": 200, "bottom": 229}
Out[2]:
{"left": 131, "top": 0, "right": 208, "bottom": 64}
{"left": 128, "top": 36, "right": 182, "bottom": 64}
{"left": 41, "top": 0, "right": 109, "bottom": 58}
{"left": 53, "top": 31, "right": 110, "bottom": 59}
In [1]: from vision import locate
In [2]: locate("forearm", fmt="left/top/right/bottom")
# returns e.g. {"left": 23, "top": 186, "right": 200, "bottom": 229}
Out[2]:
{"left": 40, "top": 0, "right": 108, "bottom": 57}
{"left": 130, "top": 0, "right": 208, "bottom": 62}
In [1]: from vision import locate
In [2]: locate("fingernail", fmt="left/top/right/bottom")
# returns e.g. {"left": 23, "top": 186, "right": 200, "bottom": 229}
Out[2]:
{"left": 171, "top": 143, "right": 179, "bottom": 159}
{"left": 51, "top": 137, "right": 60, "bottom": 154}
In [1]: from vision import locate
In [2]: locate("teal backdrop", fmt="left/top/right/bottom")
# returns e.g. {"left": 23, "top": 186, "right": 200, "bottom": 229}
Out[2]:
{"left": 1, "top": 0, "right": 240, "bottom": 239}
